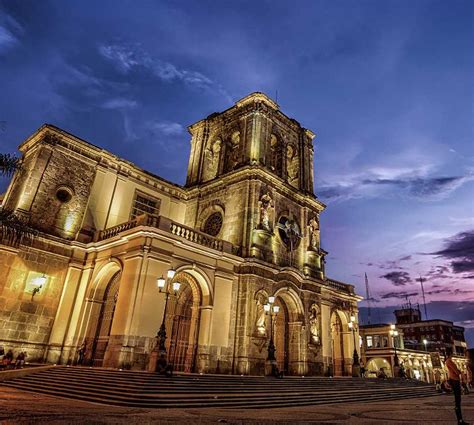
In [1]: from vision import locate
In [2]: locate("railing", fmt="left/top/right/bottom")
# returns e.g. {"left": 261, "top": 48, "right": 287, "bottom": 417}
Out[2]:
{"left": 169, "top": 222, "right": 224, "bottom": 251}
{"left": 326, "top": 278, "right": 354, "bottom": 295}
{"left": 95, "top": 214, "right": 233, "bottom": 253}
{"left": 96, "top": 218, "right": 141, "bottom": 241}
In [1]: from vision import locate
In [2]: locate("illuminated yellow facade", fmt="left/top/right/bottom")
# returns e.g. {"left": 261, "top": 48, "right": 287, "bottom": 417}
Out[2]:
{"left": 0, "top": 93, "right": 361, "bottom": 375}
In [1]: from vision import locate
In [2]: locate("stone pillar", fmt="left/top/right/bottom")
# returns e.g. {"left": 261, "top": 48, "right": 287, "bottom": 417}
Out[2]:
{"left": 45, "top": 264, "right": 83, "bottom": 364}
{"left": 196, "top": 306, "right": 213, "bottom": 373}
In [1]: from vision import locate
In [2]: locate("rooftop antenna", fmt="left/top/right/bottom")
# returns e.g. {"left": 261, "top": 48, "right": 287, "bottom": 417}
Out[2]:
{"left": 365, "top": 273, "right": 372, "bottom": 325}
{"left": 418, "top": 275, "right": 428, "bottom": 320}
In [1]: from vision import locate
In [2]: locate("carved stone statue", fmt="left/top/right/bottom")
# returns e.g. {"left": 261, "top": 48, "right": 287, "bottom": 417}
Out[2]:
{"left": 203, "top": 139, "right": 221, "bottom": 180}
{"left": 309, "top": 303, "right": 320, "bottom": 344}
{"left": 255, "top": 294, "right": 267, "bottom": 336}
{"left": 308, "top": 216, "right": 320, "bottom": 250}
{"left": 258, "top": 192, "right": 273, "bottom": 231}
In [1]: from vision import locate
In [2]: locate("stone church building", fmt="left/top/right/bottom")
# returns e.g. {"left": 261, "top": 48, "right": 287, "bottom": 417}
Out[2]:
{"left": 0, "top": 93, "right": 361, "bottom": 376}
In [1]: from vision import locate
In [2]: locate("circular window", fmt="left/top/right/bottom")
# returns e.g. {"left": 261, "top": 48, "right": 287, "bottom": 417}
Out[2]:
{"left": 56, "top": 187, "right": 73, "bottom": 203}
{"left": 203, "top": 212, "right": 223, "bottom": 237}
{"left": 277, "top": 216, "right": 301, "bottom": 249}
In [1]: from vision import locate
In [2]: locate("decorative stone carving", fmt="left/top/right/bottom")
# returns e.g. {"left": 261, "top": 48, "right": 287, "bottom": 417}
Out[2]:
{"left": 255, "top": 292, "right": 267, "bottom": 336}
{"left": 308, "top": 216, "right": 320, "bottom": 251}
{"left": 202, "top": 139, "right": 221, "bottom": 181}
{"left": 258, "top": 192, "right": 273, "bottom": 232}
{"left": 309, "top": 303, "right": 320, "bottom": 345}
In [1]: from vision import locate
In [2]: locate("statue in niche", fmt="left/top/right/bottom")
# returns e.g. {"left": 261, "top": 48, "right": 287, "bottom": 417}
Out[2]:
{"left": 308, "top": 216, "right": 320, "bottom": 251}
{"left": 258, "top": 192, "right": 273, "bottom": 232}
{"left": 203, "top": 139, "right": 221, "bottom": 180}
{"left": 269, "top": 134, "right": 282, "bottom": 176}
{"left": 286, "top": 144, "right": 298, "bottom": 183}
{"left": 226, "top": 131, "right": 240, "bottom": 170}
{"left": 255, "top": 293, "right": 267, "bottom": 336}
{"left": 309, "top": 303, "right": 320, "bottom": 344}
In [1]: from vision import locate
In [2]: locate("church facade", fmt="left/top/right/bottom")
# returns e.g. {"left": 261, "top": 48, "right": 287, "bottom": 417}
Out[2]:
{"left": 0, "top": 93, "right": 361, "bottom": 376}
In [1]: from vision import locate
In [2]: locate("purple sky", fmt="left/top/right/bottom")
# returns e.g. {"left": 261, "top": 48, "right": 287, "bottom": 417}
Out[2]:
{"left": 0, "top": 1, "right": 473, "bottom": 343}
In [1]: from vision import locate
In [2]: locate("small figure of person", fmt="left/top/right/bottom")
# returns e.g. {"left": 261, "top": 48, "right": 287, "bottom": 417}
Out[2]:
{"left": 271, "top": 364, "right": 284, "bottom": 379}
{"left": 3, "top": 349, "right": 14, "bottom": 368}
{"left": 398, "top": 362, "right": 407, "bottom": 379}
{"left": 156, "top": 354, "right": 173, "bottom": 377}
{"left": 15, "top": 352, "right": 26, "bottom": 368}
{"left": 378, "top": 368, "right": 387, "bottom": 379}
{"left": 445, "top": 347, "right": 469, "bottom": 425}
{"left": 434, "top": 368, "right": 442, "bottom": 392}
{"left": 360, "top": 363, "right": 366, "bottom": 378}
{"left": 77, "top": 341, "right": 86, "bottom": 365}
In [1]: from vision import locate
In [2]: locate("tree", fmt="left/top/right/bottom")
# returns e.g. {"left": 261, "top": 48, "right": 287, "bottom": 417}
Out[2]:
{"left": 0, "top": 153, "right": 21, "bottom": 177}
{"left": 0, "top": 153, "right": 38, "bottom": 246}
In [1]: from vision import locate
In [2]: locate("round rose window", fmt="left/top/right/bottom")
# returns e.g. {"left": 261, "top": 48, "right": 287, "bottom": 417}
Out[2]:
{"left": 203, "top": 212, "right": 223, "bottom": 236}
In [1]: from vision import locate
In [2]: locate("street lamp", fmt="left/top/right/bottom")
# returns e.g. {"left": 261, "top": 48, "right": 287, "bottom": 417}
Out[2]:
{"left": 348, "top": 314, "right": 360, "bottom": 377}
{"left": 155, "top": 269, "right": 180, "bottom": 354}
{"left": 389, "top": 324, "right": 400, "bottom": 367}
{"left": 423, "top": 339, "right": 428, "bottom": 351}
{"left": 264, "top": 296, "right": 280, "bottom": 363}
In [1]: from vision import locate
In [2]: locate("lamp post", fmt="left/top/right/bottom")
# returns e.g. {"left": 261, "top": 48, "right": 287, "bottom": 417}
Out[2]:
{"left": 155, "top": 269, "right": 180, "bottom": 354}
{"left": 264, "top": 296, "right": 280, "bottom": 365}
{"left": 423, "top": 339, "right": 428, "bottom": 352}
{"left": 389, "top": 324, "right": 400, "bottom": 368}
{"left": 348, "top": 314, "right": 360, "bottom": 377}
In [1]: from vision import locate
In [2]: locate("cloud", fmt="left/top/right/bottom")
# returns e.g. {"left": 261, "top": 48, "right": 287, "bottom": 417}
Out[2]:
{"left": 101, "top": 98, "right": 138, "bottom": 110}
{"left": 431, "top": 230, "right": 474, "bottom": 273}
{"left": 320, "top": 174, "right": 473, "bottom": 203}
{"left": 380, "top": 291, "right": 418, "bottom": 300}
{"left": 98, "top": 42, "right": 222, "bottom": 93}
{"left": 380, "top": 271, "right": 412, "bottom": 286}
{"left": 149, "top": 122, "right": 185, "bottom": 136}
{"left": 0, "top": 14, "right": 23, "bottom": 55}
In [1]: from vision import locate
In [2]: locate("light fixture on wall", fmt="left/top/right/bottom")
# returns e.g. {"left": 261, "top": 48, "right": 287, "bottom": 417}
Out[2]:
{"left": 31, "top": 274, "right": 47, "bottom": 301}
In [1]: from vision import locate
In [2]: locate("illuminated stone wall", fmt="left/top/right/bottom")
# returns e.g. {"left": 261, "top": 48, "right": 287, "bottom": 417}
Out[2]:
{"left": 0, "top": 243, "right": 69, "bottom": 361}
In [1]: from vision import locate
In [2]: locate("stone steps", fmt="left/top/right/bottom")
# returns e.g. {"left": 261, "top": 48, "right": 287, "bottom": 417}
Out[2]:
{"left": 1, "top": 366, "right": 437, "bottom": 409}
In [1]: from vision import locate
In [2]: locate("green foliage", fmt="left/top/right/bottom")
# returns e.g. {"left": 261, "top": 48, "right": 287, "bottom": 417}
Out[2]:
{"left": 0, "top": 153, "right": 21, "bottom": 177}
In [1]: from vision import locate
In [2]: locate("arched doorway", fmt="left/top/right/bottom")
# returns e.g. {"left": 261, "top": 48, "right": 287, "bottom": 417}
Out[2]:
{"left": 330, "top": 311, "right": 345, "bottom": 376}
{"left": 274, "top": 297, "right": 289, "bottom": 373}
{"left": 271, "top": 287, "right": 305, "bottom": 375}
{"left": 166, "top": 272, "right": 202, "bottom": 372}
{"left": 87, "top": 270, "right": 121, "bottom": 366}
{"left": 366, "top": 357, "right": 392, "bottom": 377}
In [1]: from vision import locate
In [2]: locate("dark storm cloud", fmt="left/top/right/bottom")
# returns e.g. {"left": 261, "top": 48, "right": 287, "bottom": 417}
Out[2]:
{"left": 380, "top": 271, "right": 412, "bottom": 286}
{"left": 431, "top": 230, "right": 474, "bottom": 273}
{"left": 320, "top": 175, "right": 473, "bottom": 203}
{"left": 380, "top": 291, "right": 418, "bottom": 300}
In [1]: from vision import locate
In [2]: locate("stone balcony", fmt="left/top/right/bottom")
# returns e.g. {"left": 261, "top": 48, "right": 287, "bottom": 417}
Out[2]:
{"left": 93, "top": 213, "right": 235, "bottom": 254}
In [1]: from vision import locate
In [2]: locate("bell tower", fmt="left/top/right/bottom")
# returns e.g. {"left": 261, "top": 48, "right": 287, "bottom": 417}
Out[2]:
{"left": 184, "top": 93, "right": 325, "bottom": 278}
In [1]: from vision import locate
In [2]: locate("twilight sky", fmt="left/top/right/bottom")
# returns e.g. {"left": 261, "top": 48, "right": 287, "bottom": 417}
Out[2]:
{"left": 0, "top": 1, "right": 473, "bottom": 341}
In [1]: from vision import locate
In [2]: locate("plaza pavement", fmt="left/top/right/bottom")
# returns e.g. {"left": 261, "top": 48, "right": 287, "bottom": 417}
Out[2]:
{"left": 0, "top": 384, "right": 472, "bottom": 424}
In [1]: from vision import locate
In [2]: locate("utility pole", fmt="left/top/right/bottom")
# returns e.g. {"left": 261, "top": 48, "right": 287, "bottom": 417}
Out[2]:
{"left": 365, "top": 273, "right": 372, "bottom": 325}
{"left": 418, "top": 275, "right": 428, "bottom": 320}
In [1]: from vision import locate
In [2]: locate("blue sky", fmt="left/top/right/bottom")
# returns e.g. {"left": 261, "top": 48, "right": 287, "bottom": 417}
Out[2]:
{"left": 0, "top": 0, "right": 473, "bottom": 340}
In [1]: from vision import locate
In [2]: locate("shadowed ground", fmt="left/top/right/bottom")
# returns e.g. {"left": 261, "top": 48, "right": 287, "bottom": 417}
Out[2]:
{"left": 0, "top": 385, "right": 472, "bottom": 424}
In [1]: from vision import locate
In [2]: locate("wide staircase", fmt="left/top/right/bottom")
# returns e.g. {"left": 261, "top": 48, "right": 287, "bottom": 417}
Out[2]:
{"left": 1, "top": 366, "right": 437, "bottom": 409}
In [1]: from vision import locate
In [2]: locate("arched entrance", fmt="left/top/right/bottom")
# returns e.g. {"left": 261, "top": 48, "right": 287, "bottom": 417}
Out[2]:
{"left": 166, "top": 272, "right": 202, "bottom": 372}
{"left": 274, "top": 297, "right": 289, "bottom": 373}
{"left": 271, "top": 287, "right": 305, "bottom": 375}
{"left": 330, "top": 311, "right": 345, "bottom": 376}
{"left": 366, "top": 357, "right": 392, "bottom": 378}
{"left": 87, "top": 270, "right": 121, "bottom": 366}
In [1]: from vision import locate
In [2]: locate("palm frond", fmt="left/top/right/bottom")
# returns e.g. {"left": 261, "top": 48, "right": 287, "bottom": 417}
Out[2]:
{"left": 0, "top": 209, "right": 39, "bottom": 247}
{"left": 0, "top": 153, "right": 21, "bottom": 177}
